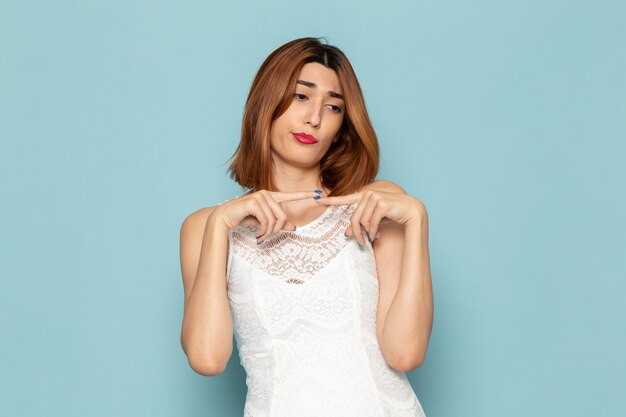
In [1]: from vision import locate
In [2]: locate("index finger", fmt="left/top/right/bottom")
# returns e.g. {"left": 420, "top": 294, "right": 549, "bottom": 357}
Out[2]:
{"left": 313, "top": 193, "right": 361, "bottom": 206}
{"left": 270, "top": 190, "right": 323, "bottom": 203}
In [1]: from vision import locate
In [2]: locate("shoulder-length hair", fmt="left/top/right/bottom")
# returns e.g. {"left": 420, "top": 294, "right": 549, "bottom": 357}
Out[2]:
{"left": 226, "top": 37, "right": 379, "bottom": 197}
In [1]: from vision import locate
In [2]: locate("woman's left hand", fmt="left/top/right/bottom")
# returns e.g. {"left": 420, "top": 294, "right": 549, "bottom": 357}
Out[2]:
{"left": 314, "top": 190, "right": 426, "bottom": 247}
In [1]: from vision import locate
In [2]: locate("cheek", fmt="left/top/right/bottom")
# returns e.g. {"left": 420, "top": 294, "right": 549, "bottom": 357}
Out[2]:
{"left": 270, "top": 117, "right": 286, "bottom": 140}
{"left": 272, "top": 109, "right": 295, "bottom": 134}
{"left": 269, "top": 119, "right": 295, "bottom": 152}
{"left": 327, "top": 116, "right": 344, "bottom": 137}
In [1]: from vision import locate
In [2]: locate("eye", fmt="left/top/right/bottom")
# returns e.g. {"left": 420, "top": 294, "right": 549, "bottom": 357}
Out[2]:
{"left": 327, "top": 104, "right": 343, "bottom": 113}
{"left": 294, "top": 93, "right": 307, "bottom": 101}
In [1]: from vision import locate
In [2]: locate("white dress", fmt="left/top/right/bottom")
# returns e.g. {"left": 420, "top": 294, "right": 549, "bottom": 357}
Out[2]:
{"left": 226, "top": 202, "right": 427, "bottom": 417}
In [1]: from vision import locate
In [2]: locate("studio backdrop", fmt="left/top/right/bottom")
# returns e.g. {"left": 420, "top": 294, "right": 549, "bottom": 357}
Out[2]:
{"left": 1, "top": 1, "right": 624, "bottom": 416}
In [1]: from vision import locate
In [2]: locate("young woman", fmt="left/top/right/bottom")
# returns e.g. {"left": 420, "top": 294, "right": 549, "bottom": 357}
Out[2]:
{"left": 179, "top": 37, "right": 433, "bottom": 416}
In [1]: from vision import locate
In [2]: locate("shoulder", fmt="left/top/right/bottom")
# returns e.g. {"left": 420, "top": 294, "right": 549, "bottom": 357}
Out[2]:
{"left": 180, "top": 192, "right": 249, "bottom": 237}
{"left": 361, "top": 179, "right": 427, "bottom": 213}
{"left": 180, "top": 206, "right": 217, "bottom": 240}
{"left": 360, "top": 179, "right": 407, "bottom": 194}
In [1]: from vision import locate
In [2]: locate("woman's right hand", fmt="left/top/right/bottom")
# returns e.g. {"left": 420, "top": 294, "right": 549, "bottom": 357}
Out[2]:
{"left": 209, "top": 190, "right": 322, "bottom": 242}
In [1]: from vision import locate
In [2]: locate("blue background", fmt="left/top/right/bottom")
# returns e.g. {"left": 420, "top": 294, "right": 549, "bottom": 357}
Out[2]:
{"left": 1, "top": 1, "right": 624, "bottom": 416}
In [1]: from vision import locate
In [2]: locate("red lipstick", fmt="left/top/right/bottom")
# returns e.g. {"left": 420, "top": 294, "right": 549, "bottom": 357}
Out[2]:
{"left": 292, "top": 132, "right": 318, "bottom": 144}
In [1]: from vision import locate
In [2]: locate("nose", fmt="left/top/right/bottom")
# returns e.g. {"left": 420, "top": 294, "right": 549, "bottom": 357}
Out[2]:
{"left": 304, "top": 105, "right": 321, "bottom": 129}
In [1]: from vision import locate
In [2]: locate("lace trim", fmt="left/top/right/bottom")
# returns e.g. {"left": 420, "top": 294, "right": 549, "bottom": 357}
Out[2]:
{"left": 230, "top": 204, "right": 356, "bottom": 284}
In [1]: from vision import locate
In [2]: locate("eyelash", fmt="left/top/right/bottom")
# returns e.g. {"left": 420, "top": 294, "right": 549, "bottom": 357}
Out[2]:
{"left": 294, "top": 93, "right": 342, "bottom": 113}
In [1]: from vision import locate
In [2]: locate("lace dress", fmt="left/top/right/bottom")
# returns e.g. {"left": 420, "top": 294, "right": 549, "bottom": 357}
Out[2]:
{"left": 226, "top": 202, "right": 427, "bottom": 417}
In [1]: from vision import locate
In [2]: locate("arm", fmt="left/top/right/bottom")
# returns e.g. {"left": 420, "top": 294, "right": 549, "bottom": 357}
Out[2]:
{"left": 372, "top": 182, "right": 433, "bottom": 372}
{"left": 179, "top": 206, "right": 233, "bottom": 376}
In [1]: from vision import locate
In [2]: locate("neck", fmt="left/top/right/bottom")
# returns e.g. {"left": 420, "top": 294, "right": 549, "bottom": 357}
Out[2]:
{"left": 271, "top": 161, "right": 325, "bottom": 194}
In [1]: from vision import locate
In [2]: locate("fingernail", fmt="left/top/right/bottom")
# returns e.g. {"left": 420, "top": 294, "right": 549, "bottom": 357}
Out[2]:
{"left": 314, "top": 189, "right": 322, "bottom": 194}
{"left": 367, "top": 234, "right": 372, "bottom": 243}
{"left": 344, "top": 231, "right": 349, "bottom": 238}
{"left": 357, "top": 242, "right": 363, "bottom": 249}
{"left": 313, "top": 195, "right": 321, "bottom": 200}
{"left": 257, "top": 240, "right": 264, "bottom": 245}
{"left": 292, "top": 226, "right": 297, "bottom": 231}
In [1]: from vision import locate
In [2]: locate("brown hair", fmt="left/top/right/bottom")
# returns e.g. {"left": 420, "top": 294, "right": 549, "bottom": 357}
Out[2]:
{"left": 226, "top": 37, "right": 379, "bottom": 197}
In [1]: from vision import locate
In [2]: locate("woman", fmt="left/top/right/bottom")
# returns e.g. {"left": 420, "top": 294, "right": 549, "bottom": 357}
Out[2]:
{"left": 180, "top": 37, "right": 433, "bottom": 416}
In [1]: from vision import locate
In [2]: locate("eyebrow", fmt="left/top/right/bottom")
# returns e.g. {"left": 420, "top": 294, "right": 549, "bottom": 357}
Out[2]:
{"left": 297, "top": 79, "right": 344, "bottom": 100}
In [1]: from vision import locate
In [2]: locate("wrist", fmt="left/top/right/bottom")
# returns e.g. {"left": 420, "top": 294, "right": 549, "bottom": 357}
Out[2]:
{"left": 206, "top": 206, "right": 231, "bottom": 235}
{"left": 405, "top": 202, "right": 427, "bottom": 230}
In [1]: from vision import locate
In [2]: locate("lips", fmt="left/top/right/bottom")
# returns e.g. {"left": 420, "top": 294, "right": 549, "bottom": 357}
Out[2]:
{"left": 292, "top": 132, "right": 318, "bottom": 144}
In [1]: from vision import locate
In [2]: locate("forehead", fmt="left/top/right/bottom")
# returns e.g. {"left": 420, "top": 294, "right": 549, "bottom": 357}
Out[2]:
{"left": 297, "top": 62, "right": 342, "bottom": 94}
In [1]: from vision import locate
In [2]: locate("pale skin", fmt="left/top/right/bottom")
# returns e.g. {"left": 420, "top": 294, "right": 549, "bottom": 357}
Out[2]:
{"left": 179, "top": 62, "right": 433, "bottom": 376}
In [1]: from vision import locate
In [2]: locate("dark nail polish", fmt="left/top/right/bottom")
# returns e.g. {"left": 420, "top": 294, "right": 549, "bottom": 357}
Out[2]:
{"left": 367, "top": 234, "right": 372, "bottom": 243}
{"left": 313, "top": 195, "right": 321, "bottom": 200}
{"left": 257, "top": 240, "right": 264, "bottom": 245}
{"left": 292, "top": 226, "right": 297, "bottom": 231}
{"left": 357, "top": 242, "right": 363, "bottom": 249}
{"left": 314, "top": 189, "right": 322, "bottom": 194}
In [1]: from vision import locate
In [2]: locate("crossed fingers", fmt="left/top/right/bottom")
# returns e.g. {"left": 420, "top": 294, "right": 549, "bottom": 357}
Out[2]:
{"left": 314, "top": 190, "right": 389, "bottom": 247}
